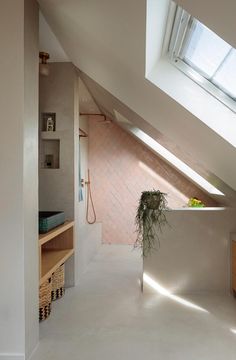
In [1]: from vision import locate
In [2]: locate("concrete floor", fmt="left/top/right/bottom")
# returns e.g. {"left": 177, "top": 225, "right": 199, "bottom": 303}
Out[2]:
{"left": 32, "top": 245, "right": 236, "bottom": 360}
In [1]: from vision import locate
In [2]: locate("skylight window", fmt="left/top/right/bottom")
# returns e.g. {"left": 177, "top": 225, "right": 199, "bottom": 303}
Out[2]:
{"left": 169, "top": 6, "right": 236, "bottom": 112}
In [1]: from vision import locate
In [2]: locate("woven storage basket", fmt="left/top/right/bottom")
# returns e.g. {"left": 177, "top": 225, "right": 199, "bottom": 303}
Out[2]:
{"left": 39, "top": 278, "right": 52, "bottom": 321}
{"left": 51, "top": 264, "right": 65, "bottom": 301}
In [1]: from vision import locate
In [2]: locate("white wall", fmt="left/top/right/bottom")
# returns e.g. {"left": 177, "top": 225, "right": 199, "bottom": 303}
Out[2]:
{"left": 24, "top": 0, "right": 39, "bottom": 357}
{"left": 39, "top": 62, "right": 79, "bottom": 287}
{"left": 39, "top": 63, "right": 76, "bottom": 219}
{"left": 72, "top": 75, "right": 80, "bottom": 286}
{"left": 39, "top": 11, "right": 69, "bottom": 62}
{"left": 38, "top": 0, "right": 236, "bottom": 194}
{"left": 0, "top": 0, "right": 39, "bottom": 358}
{"left": 144, "top": 208, "right": 236, "bottom": 294}
{"left": 145, "top": 0, "right": 236, "bottom": 149}
{"left": 77, "top": 223, "right": 102, "bottom": 277}
{"left": 39, "top": 68, "right": 101, "bottom": 286}
{"left": 77, "top": 100, "right": 102, "bottom": 277}
{"left": 145, "top": 0, "right": 169, "bottom": 76}
{"left": 149, "top": 60, "right": 236, "bottom": 148}
{"left": 78, "top": 115, "right": 89, "bottom": 226}
{"left": 0, "top": 1, "right": 25, "bottom": 356}
{"left": 80, "top": 72, "right": 236, "bottom": 206}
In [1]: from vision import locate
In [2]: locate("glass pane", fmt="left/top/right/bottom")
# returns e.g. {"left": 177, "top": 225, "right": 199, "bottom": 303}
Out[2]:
{"left": 183, "top": 21, "right": 231, "bottom": 78}
{"left": 213, "top": 49, "right": 236, "bottom": 98}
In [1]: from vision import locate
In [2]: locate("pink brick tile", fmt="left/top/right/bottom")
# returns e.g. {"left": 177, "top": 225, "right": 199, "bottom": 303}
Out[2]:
{"left": 88, "top": 117, "right": 217, "bottom": 244}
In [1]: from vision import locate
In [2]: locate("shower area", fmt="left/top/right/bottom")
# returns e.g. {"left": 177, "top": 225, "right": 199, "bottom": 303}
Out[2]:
{"left": 38, "top": 63, "right": 222, "bottom": 300}
{"left": 78, "top": 88, "right": 217, "bottom": 247}
{"left": 39, "top": 67, "right": 218, "bottom": 282}
{"left": 77, "top": 111, "right": 102, "bottom": 276}
{"left": 78, "top": 103, "right": 229, "bottom": 295}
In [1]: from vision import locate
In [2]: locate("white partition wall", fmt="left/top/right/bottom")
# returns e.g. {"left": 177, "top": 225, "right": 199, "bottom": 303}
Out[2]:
{"left": 77, "top": 111, "right": 102, "bottom": 278}
{"left": 39, "top": 63, "right": 80, "bottom": 287}
{"left": 144, "top": 208, "right": 236, "bottom": 294}
{"left": 0, "top": 0, "right": 39, "bottom": 359}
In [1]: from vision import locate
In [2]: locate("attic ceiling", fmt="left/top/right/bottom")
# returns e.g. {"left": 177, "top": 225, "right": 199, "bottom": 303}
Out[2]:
{"left": 79, "top": 71, "right": 236, "bottom": 205}
{"left": 38, "top": 0, "right": 236, "bottom": 200}
{"left": 39, "top": 11, "right": 69, "bottom": 62}
{"left": 79, "top": 79, "right": 101, "bottom": 114}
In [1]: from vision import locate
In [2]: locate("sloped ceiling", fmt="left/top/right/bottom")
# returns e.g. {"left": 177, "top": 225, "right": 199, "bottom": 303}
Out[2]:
{"left": 39, "top": 11, "right": 69, "bottom": 62}
{"left": 79, "top": 71, "right": 236, "bottom": 205}
{"left": 79, "top": 79, "right": 101, "bottom": 114}
{"left": 38, "top": 0, "right": 236, "bottom": 199}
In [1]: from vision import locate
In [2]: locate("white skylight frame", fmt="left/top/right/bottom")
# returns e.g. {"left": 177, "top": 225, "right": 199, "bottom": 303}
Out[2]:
{"left": 168, "top": 5, "right": 236, "bottom": 113}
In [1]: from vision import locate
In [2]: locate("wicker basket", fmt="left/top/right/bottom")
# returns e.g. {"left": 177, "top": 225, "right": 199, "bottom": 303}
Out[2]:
{"left": 51, "top": 264, "right": 65, "bottom": 301}
{"left": 39, "top": 278, "right": 52, "bottom": 321}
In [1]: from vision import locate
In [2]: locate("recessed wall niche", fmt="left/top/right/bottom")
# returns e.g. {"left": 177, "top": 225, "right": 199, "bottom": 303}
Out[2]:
{"left": 42, "top": 112, "right": 56, "bottom": 132}
{"left": 40, "top": 139, "right": 60, "bottom": 169}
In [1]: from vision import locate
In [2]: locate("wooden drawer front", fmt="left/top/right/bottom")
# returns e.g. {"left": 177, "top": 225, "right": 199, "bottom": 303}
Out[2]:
{"left": 232, "top": 274, "right": 236, "bottom": 291}
{"left": 232, "top": 257, "right": 236, "bottom": 276}
{"left": 232, "top": 241, "right": 236, "bottom": 258}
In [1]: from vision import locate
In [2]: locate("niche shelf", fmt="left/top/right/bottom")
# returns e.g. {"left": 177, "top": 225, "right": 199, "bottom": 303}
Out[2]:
{"left": 42, "top": 112, "right": 56, "bottom": 132}
{"left": 40, "top": 139, "right": 60, "bottom": 169}
{"left": 41, "top": 131, "right": 63, "bottom": 140}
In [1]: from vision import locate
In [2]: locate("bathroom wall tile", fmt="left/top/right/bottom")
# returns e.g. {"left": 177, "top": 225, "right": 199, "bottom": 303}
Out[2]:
{"left": 88, "top": 116, "right": 217, "bottom": 244}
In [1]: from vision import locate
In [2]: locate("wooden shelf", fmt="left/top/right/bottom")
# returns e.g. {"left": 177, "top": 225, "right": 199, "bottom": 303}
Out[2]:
{"left": 40, "top": 248, "right": 74, "bottom": 285}
{"left": 39, "top": 220, "right": 74, "bottom": 285}
{"left": 39, "top": 221, "right": 74, "bottom": 246}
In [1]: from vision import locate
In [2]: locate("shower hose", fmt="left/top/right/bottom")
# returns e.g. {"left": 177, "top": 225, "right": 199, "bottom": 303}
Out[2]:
{"left": 86, "top": 169, "right": 97, "bottom": 225}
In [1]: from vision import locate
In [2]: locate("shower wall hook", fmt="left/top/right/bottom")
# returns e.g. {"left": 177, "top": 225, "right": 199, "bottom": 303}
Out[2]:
{"left": 80, "top": 178, "right": 90, "bottom": 187}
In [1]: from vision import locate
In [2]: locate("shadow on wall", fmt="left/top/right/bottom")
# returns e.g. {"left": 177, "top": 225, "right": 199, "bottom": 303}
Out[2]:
{"left": 88, "top": 116, "right": 218, "bottom": 244}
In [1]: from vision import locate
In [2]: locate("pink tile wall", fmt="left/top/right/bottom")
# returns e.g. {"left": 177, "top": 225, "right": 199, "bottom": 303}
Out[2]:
{"left": 88, "top": 116, "right": 217, "bottom": 244}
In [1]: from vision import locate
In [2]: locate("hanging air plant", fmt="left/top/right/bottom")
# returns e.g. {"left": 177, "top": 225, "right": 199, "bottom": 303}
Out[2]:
{"left": 134, "top": 190, "right": 169, "bottom": 257}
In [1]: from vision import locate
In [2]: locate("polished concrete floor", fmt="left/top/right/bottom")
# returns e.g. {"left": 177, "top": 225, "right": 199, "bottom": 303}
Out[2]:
{"left": 32, "top": 245, "right": 236, "bottom": 360}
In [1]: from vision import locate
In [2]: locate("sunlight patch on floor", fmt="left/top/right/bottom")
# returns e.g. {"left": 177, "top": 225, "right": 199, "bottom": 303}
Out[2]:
{"left": 143, "top": 273, "right": 208, "bottom": 312}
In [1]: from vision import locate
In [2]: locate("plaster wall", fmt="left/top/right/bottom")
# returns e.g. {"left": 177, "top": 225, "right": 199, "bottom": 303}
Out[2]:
{"left": 77, "top": 112, "right": 101, "bottom": 277}
{"left": 39, "top": 63, "right": 76, "bottom": 219}
{"left": 38, "top": 0, "right": 236, "bottom": 193}
{"left": 0, "top": 1, "right": 25, "bottom": 355}
{"left": 24, "top": 0, "right": 39, "bottom": 357}
{"left": 0, "top": 0, "right": 39, "bottom": 358}
{"left": 78, "top": 115, "right": 89, "bottom": 227}
{"left": 146, "top": 0, "right": 236, "bottom": 149}
{"left": 77, "top": 222, "right": 102, "bottom": 277}
{"left": 144, "top": 208, "right": 236, "bottom": 294}
{"left": 39, "top": 62, "right": 79, "bottom": 286}
{"left": 88, "top": 116, "right": 217, "bottom": 244}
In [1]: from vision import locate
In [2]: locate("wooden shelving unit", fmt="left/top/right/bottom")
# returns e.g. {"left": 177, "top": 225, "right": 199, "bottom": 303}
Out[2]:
{"left": 39, "top": 221, "right": 74, "bottom": 285}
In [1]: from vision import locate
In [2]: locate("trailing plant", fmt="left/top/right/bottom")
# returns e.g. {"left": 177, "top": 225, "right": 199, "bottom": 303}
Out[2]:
{"left": 134, "top": 190, "right": 169, "bottom": 257}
